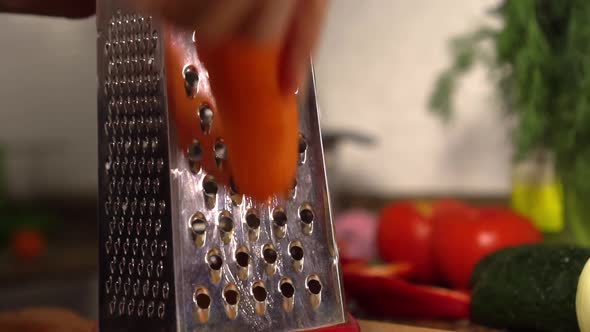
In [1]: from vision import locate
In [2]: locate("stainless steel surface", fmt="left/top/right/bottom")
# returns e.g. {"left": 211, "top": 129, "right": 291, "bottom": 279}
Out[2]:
{"left": 97, "top": 1, "right": 345, "bottom": 331}
{"left": 97, "top": 1, "right": 175, "bottom": 331}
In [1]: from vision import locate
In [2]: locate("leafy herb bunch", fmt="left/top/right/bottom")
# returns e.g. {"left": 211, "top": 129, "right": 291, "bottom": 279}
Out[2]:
{"left": 431, "top": 0, "right": 590, "bottom": 191}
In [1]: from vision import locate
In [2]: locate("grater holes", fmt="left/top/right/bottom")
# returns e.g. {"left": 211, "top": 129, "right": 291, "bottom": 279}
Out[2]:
{"left": 223, "top": 284, "right": 239, "bottom": 305}
{"left": 289, "top": 240, "right": 304, "bottom": 272}
{"left": 109, "top": 296, "right": 117, "bottom": 315}
{"left": 298, "top": 134, "right": 307, "bottom": 164}
{"left": 223, "top": 284, "right": 240, "bottom": 319}
{"left": 160, "top": 241, "right": 168, "bottom": 257}
{"left": 194, "top": 288, "right": 211, "bottom": 309}
{"left": 262, "top": 243, "right": 278, "bottom": 276}
{"left": 150, "top": 239, "right": 158, "bottom": 256}
{"left": 118, "top": 217, "right": 125, "bottom": 235}
{"left": 190, "top": 212, "right": 207, "bottom": 247}
{"left": 289, "top": 242, "right": 304, "bottom": 260}
{"left": 114, "top": 197, "right": 122, "bottom": 216}
{"left": 147, "top": 301, "right": 155, "bottom": 318}
{"left": 273, "top": 207, "right": 288, "bottom": 227}
{"left": 146, "top": 260, "right": 154, "bottom": 278}
{"left": 105, "top": 236, "right": 112, "bottom": 254}
{"left": 114, "top": 237, "right": 121, "bottom": 255}
{"left": 145, "top": 217, "right": 153, "bottom": 235}
{"left": 154, "top": 219, "right": 162, "bottom": 235}
{"left": 162, "top": 282, "right": 170, "bottom": 299}
{"left": 156, "top": 158, "right": 164, "bottom": 173}
{"left": 198, "top": 104, "right": 213, "bottom": 134}
{"left": 110, "top": 257, "right": 117, "bottom": 274}
{"left": 202, "top": 175, "right": 217, "bottom": 209}
{"left": 118, "top": 297, "right": 126, "bottom": 316}
{"left": 128, "top": 258, "right": 135, "bottom": 275}
{"left": 156, "top": 260, "right": 164, "bottom": 278}
{"left": 135, "top": 218, "right": 147, "bottom": 239}
{"left": 187, "top": 139, "right": 202, "bottom": 173}
{"left": 235, "top": 245, "right": 250, "bottom": 280}
{"left": 157, "top": 302, "right": 165, "bottom": 319}
{"left": 289, "top": 178, "right": 298, "bottom": 199}
{"left": 207, "top": 248, "right": 223, "bottom": 283}
{"left": 119, "top": 257, "right": 126, "bottom": 275}
{"left": 152, "top": 178, "right": 160, "bottom": 194}
{"left": 151, "top": 137, "right": 159, "bottom": 153}
{"left": 106, "top": 276, "right": 113, "bottom": 294}
{"left": 229, "top": 177, "right": 242, "bottom": 206}
{"left": 108, "top": 218, "right": 115, "bottom": 235}
{"left": 299, "top": 203, "right": 314, "bottom": 235}
{"left": 252, "top": 280, "right": 268, "bottom": 315}
{"left": 252, "top": 281, "right": 267, "bottom": 303}
{"left": 125, "top": 176, "right": 132, "bottom": 195}
{"left": 115, "top": 277, "right": 122, "bottom": 294}
{"left": 235, "top": 247, "right": 249, "bottom": 268}
{"left": 133, "top": 279, "right": 140, "bottom": 296}
{"left": 183, "top": 65, "right": 199, "bottom": 98}
{"left": 123, "top": 277, "right": 131, "bottom": 296}
{"left": 146, "top": 158, "right": 154, "bottom": 174}
{"left": 279, "top": 278, "right": 295, "bottom": 312}
{"left": 143, "top": 279, "right": 150, "bottom": 297}
{"left": 272, "top": 207, "right": 288, "bottom": 238}
{"left": 159, "top": 200, "right": 166, "bottom": 215}
{"left": 140, "top": 198, "right": 147, "bottom": 216}
{"left": 194, "top": 287, "right": 211, "bottom": 323}
{"left": 137, "top": 299, "right": 145, "bottom": 317}
{"left": 152, "top": 280, "right": 160, "bottom": 298}
{"left": 280, "top": 279, "right": 295, "bottom": 297}
{"left": 137, "top": 259, "right": 145, "bottom": 276}
{"left": 127, "top": 298, "right": 135, "bottom": 316}
{"left": 262, "top": 244, "right": 278, "bottom": 264}
{"left": 143, "top": 177, "right": 151, "bottom": 194}
{"left": 306, "top": 274, "right": 322, "bottom": 309}
{"left": 123, "top": 238, "right": 130, "bottom": 255}
{"left": 246, "top": 209, "right": 260, "bottom": 228}
{"left": 218, "top": 211, "right": 234, "bottom": 245}
{"left": 214, "top": 139, "right": 227, "bottom": 169}
{"left": 207, "top": 250, "right": 223, "bottom": 270}
{"left": 132, "top": 238, "right": 139, "bottom": 255}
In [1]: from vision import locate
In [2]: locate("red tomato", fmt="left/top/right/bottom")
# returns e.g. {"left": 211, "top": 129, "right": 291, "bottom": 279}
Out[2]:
{"left": 377, "top": 202, "right": 435, "bottom": 283}
{"left": 11, "top": 228, "right": 46, "bottom": 260}
{"left": 432, "top": 206, "right": 542, "bottom": 290}
{"left": 377, "top": 200, "right": 472, "bottom": 283}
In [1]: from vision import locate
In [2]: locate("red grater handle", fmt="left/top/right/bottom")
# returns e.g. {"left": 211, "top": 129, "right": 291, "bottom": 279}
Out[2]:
{"left": 308, "top": 313, "right": 361, "bottom": 332}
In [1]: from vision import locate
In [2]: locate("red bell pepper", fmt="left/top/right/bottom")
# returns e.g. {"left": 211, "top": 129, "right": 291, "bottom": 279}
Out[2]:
{"left": 342, "top": 265, "right": 470, "bottom": 320}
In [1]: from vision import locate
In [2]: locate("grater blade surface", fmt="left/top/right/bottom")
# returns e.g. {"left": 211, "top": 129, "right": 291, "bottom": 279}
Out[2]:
{"left": 97, "top": 1, "right": 346, "bottom": 331}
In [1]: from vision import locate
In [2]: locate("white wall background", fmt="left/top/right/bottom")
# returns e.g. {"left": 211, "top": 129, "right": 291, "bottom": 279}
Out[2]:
{"left": 0, "top": 0, "right": 511, "bottom": 198}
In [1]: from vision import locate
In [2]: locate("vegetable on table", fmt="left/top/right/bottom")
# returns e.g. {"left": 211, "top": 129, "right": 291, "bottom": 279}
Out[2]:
{"left": 342, "top": 260, "right": 470, "bottom": 320}
{"left": 471, "top": 244, "right": 590, "bottom": 332}
{"left": 377, "top": 199, "right": 541, "bottom": 289}
{"left": 577, "top": 256, "right": 590, "bottom": 332}
{"left": 433, "top": 206, "right": 542, "bottom": 290}
{"left": 10, "top": 228, "right": 46, "bottom": 260}
{"left": 376, "top": 199, "right": 470, "bottom": 283}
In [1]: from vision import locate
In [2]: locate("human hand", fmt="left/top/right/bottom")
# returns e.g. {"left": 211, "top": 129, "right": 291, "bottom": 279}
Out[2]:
{"left": 0, "top": 0, "right": 328, "bottom": 94}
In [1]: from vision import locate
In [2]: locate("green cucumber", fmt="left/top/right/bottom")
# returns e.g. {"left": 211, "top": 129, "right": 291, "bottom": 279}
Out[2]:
{"left": 471, "top": 244, "right": 590, "bottom": 332}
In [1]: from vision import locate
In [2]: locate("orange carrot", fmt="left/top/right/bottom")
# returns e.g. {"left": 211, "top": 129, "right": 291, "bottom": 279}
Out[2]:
{"left": 165, "top": 29, "right": 228, "bottom": 184}
{"left": 198, "top": 40, "right": 299, "bottom": 201}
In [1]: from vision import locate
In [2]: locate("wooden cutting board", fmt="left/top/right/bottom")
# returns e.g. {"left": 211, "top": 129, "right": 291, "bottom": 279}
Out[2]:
{"left": 360, "top": 320, "right": 450, "bottom": 332}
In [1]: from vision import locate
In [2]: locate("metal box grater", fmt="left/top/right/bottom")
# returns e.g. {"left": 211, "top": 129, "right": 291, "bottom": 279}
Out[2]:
{"left": 97, "top": 1, "right": 347, "bottom": 331}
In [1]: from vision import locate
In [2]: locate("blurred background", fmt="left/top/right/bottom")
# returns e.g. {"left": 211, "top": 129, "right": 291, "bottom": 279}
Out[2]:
{"left": 0, "top": 0, "right": 561, "bottom": 329}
